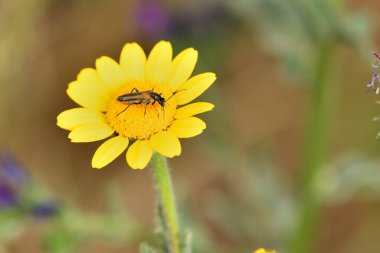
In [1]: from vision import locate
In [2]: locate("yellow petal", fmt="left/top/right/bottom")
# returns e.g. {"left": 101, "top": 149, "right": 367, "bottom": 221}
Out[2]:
{"left": 126, "top": 140, "right": 152, "bottom": 169}
{"left": 149, "top": 131, "right": 181, "bottom": 158}
{"left": 92, "top": 136, "right": 129, "bottom": 169}
{"left": 96, "top": 56, "right": 127, "bottom": 90}
{"left": 120, "top": 42, "right": 146, "bottom": 81}
{"left": 176, "top": 72, "right": 216, "bottom": 105}
{"left": 67, "top": 78, "right": 110, "bottom": 111}
{"left": 169, "top": 117, "right": 206, "bottom": 138}
{"left": 174, "top": 102, "right": 214, "bottom": 119}
{"left": 68, "top": 123, "right": 114, "bottom": 143}
{"left": 166, "top": 48, "right": 198, "bottom": 91}
{"left": 145, "top": 41, "right": 172, "bottom": 83}
{"left": 57, "top": 108, "right": 105, "bottom": 130}
{"left": 77, "top": 68, "right": 111, "bottom": 95}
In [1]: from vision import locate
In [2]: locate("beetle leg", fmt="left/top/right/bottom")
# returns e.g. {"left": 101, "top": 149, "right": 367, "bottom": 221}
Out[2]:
{"left": 144, "top": 103, "right": 149, "bottom": 116}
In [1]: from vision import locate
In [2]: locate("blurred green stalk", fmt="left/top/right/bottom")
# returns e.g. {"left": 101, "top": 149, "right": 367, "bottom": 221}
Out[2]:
{"left": 150, "top": 153, "right": 182, "bottom": 253}
{"left": 288, "top": 42, "right": 335, "bottom": 253}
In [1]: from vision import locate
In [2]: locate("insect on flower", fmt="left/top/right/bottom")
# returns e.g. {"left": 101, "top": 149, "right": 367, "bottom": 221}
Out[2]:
{"left": 57, "top": 41, "right": 216, "bottom": 169}
{"left": 117, "top": 87, "right": 180, "bottom": 116}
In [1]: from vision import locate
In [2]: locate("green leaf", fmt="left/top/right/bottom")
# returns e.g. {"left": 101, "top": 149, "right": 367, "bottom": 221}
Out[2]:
{"left": 140, "top": 242, "right": 158, "bottom": 253}
{"left": 42, "top": 229, "right": 81, "bottom": 253}
{"left": 181, "top": 229, "right": 193, "bottom": 253}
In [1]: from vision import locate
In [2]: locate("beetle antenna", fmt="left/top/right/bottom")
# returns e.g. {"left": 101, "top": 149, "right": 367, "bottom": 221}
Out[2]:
{"left": 166, "top": 89, "right": 186, "bottom": 102}
{"left": 117, "top": 104, "right": 132, "bottom": 116}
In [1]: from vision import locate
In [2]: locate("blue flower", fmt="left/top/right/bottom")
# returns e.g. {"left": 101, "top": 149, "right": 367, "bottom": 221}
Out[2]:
{"left": 31, "top": 201, "right": 60, "bottom": 219}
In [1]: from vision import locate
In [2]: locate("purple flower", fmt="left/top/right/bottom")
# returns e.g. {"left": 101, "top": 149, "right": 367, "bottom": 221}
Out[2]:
{"left": 367, "top": 72, "right": 380, "bottom": 94}
{"left": 367, "top": 52, "right": 380, "bottom": 94}
{"left": 0, "top": 185, "right": 17, "bottom": 208}
{"left": 0, "top": 152, "right": 60, "bottom": 218}
{"left": 373, "top": 52, "right": 380, "bottom": 68}
{"left": 136, "top": 0, "right": 170, "bottom": 38}
{"left": 0, "top": 153, "right": 26, "bottom": 209}
{"left": 0, "top": 152, "right": 28, "bottom": 185}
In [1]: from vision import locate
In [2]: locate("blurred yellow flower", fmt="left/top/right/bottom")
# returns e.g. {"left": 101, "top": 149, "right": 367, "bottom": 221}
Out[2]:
{"left": 57, "top": 41, "right": 216, "bottom": 169}
{"left": 253, "top": 248, "right": 277, "bottom": 253}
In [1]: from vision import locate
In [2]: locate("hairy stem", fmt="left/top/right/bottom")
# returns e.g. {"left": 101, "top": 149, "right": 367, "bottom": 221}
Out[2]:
{"left": 150, "top": 153, "right": 181, "bottom": 253}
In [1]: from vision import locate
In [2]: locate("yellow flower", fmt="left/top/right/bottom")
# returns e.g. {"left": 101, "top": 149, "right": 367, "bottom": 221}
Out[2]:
{"left": 253, "top": 248, "right": 277, "bottom": 253}
{"left": 57, "top": 41, "right": 216, "bottom": 169}
{"left": 253, "top": 248, "right": 276, "bottom": 253}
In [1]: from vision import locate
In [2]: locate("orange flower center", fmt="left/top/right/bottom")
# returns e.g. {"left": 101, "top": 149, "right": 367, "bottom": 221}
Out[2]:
{"left": 106, "top": 81, "right": 177, "bottom": 140}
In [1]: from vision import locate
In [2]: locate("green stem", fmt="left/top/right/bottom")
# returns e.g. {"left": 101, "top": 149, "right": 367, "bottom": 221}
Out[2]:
{"left": 150, "top": 153, "right": 181, "bottom": 253}
{"left": 288, "top": 43, "right": 335, "bottom": 253}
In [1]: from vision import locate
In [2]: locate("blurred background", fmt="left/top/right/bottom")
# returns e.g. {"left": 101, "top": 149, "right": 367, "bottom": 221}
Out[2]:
{"left": 1, "top": 0, "right": 380, "bottom": 252}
